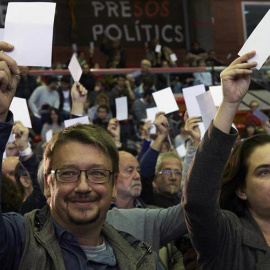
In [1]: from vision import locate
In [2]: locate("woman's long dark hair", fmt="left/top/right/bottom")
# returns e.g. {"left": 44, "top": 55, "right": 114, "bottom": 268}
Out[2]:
{"left": 220, "top": 134, "right": 270, "bottom": 216}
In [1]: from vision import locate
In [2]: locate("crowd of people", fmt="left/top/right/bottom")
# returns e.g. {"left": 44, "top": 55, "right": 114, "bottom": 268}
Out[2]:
{"left": 1, "top": 38, "right": 270, "bottom": 270}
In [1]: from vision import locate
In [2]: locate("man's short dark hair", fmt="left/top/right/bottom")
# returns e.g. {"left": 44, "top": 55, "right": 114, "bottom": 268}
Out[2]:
{"left": 46, "top": 76, "right": 58, "bottom": 85}
{"left": 60, "top": 76, "right": 71, "bottom": 84}
{"left": 98, "top": 104, "right": 109, "bottom": 113}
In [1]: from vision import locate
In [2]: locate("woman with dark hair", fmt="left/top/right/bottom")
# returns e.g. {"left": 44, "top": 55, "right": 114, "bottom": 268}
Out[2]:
{"left": 182, "top": 51, "right": 270, "bottom": 269}
{"left": 41, "top": 107, "right": 64, "bottom": 141}
{"left": 220, "top": 134, "right": 270, "bottom": 216}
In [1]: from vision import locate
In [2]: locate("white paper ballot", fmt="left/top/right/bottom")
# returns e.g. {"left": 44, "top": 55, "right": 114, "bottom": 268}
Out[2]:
{"left": 64, "top": 116, "right": 90, "bottom": 127}
{"left": 4, "top": 2, "right": 56, "bottom": 67}
{"left": 146, "top": 107, "right": 159, "bottom": 134}
{"left": 182, "top": 84, "right": 206, "bottom": 117}
{"left": 46, "top": 129, "right": 53, "bottom": 142}
{"left": 10, "top": 97, "right": 32, "bottom": 128}
{"left": 253, "top": 108, "right": 269, "bottom": 122}
{"left": 90, "top": 42, "right": 94, "bottom": 49}
{"left": 196, "top": 91, "right": 217, "bottom": 131}
{"left": 170, "top": 53, "right": 178, "bottom": 62}
{"left": 116, "top": 96, "right": 128, "bottom": 121}
{"left": 68, "top": 54, "right": 83, "bottom": 82}
{"left": 238, "top": 9, "right": 270, "bottom": 70}
{"left": 209, "top": 85, "right": 223, "bottom": 106}
{"left": 0, "top": 28, "right": 4, "bottom": 41}
{"left": 155, "top": 44, "right": 161, "bottom": 53}
{"left": 152, "top": 87, "right": 179, "bottom": 114}
{"left": 198, "top": 122, "right": 206, "bottom": 139}
{"left": 176, "top": 144, "right": 186, "bottom": 158}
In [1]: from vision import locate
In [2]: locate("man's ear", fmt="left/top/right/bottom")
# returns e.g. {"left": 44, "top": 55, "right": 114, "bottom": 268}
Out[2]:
{"left": 235, "top": 187, "right": 247, "bottom": 200}
{"left": 44, "top": 174, "right": 51, "bottom": 198}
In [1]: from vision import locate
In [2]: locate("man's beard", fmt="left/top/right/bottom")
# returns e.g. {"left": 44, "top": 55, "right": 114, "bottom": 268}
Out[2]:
{"left": 67, "top": 207, "right": 100, "bottom": 225}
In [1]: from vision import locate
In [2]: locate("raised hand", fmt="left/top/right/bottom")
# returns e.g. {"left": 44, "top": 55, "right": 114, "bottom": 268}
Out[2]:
{"left": 71, "top": 82, "right": 88, "bottom": 116}
{"left": 12, "top": 121, "right": 29, "bottom": 151}
{"left": 220, "top": 51, "right": 257, "bottom": 105}
{"left": 154, "top": 111, "right": 169, "bottom": 136}
{"left": 0, "top": 42, "right": 20, "bottom": 121}
{"left": 184, "top": 114, "right": 201, "bottom": 146}
{"left": 215, "top": 51, "right": 257, "bottom": 134}
{"left": 107, "top": 118, "right": 120, "bottom": 141}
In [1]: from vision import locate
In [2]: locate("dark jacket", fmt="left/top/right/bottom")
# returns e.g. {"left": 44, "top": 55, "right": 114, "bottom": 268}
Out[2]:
{"left": 183, "top": 123, "right": 270, "bottom": 269}
{"left": 19, "top": 206, "right": 157, "bottom": 270}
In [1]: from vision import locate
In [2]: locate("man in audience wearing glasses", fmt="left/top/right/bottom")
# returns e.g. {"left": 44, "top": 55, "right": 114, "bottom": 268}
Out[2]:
{"left": 0, "top": 42, "right": 156, "bottom": 270}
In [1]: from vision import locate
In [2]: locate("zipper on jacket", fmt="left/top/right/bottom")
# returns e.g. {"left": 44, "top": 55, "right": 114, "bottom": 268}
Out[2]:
{"left": 136, "top": 242, "right": 153, "bottom": 268}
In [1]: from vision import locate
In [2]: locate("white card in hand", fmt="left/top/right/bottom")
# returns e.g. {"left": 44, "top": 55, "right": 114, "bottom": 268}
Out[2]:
{"left": 46, "top": 129, "right": 53, "bottom": 142}
{"left": 170, "top": 53, "right": 178, "bottom": 62}
{"left": 116, "top": 96, "right": 128, "bottom": 121}
{"left": 146, "top": 107, "right": 159, "bottom": 134}
{"left": 152, "top": 87, "right": 179, "bottom": 114}
{"left": 182, "top": 84, "right": 206, "bottom": 117}
{"left": 10, "top": 97, "right": 32, "bottom": 128}
{"left": 196, "top": 91, "right": 217, "bottom": 131}
{"left": 64, "top": 116, "right": 90, "bottom": 127}
{"left": 238, "top": 9, "right": 270, "bottom": 70}
{"left": 155, "top": 44, "right": 162, "bottom": 53}
{"left": 209, "top": 85, "right": 223, "bottom": 106}
{"left": 0, "top": 28, "right": 4, "bottom": 41}
{"left": 4, "top": 2, "right": 56, "bottom": 67}
{"left": 176, "top": 144, "right": 186, "bottom": 158}
{"left": 68, "top": 54, "right": 83, "bottom": 82}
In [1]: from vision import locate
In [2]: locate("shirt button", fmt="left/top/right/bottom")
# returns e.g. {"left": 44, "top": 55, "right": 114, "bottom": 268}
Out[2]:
{"left": 67, "top": 235, "right": 72, "bottom": 240}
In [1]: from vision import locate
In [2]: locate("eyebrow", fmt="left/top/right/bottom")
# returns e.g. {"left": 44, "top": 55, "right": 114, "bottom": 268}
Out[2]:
{"left": 58, "top": 164, "right": 108, "bottom": 170}
{"left": 254, "top": 164, "right": 270, "bottom": 172}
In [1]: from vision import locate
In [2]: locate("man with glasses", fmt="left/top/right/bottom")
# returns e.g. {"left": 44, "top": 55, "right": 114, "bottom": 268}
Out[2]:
{"left": 140, "top": 112, "right": 182, "bottom": 208}
{"left": 153, "top": 152, "right": 182, "bottom": 207}
{"left": 0, "top": 42, "right": 156, "bottom": 269}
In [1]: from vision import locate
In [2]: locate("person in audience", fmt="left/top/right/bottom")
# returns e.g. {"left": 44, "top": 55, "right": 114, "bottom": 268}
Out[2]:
{"left": 0, "top": 42, "right": 157, "bottom": 269}
{"left": 139, "top": 112, "right": 182, "bottom": 208}
{"left": 182, "top": 51, "right": 270, "bottom": 269}
{"left": 2, "top": 175, "right": 23, "bottom": 213}
{"left": 5, "top": 140, "right": 19, "bottom": 157}
{"left": 245, "top": 100, "right": 262, "bottom": 127}
{"left": 108, "top": 74, "right": 135, "bottom": 116}
{"left": 87, "top": 91, "right": 112, "bottom": 121}
{"left": 76, "top": 50, "right": 87, "bottom": 67}
{"left": 185, "top": 41, "right": 207, "bottom": 67}
{"left": 79, "top": 63, "right": 96, "bottom": 93}
{"left": 14, "top": 161, "right": 33, "bottom": 202}
{"left": 58, "top": 76, "right": 72, "bottom": 120}
{"left": 114, "top": 151, "right": 144, "bottom": 209}
{"left": 15, "top": 66, "right": 39, "bottom": 99}
{"left": 146, "top": 38, "right": 176, "bottom": 68}
{"left": 242, "top": 122, "right": 258, "bottom": 139}
{"left": 100, "top": 37, "right": 126, "bottom": 68}
{"left": 41, "top": 107, "right": 64, "bottom": 142}
{"left": 92, "top": 104, "right": 111, "bottom": 130}
{"left": 135, "top": 59, "right": 155, "bottom": 87}
{"left": 205, "top": 49, "right": 224, "bottom": 67}
{"left": 109, "top": 150, "right": 185, "bottom": 269}
{"left": 174, "top": 121, "right": 190, "bottom": 148}
{"left": 132, "top": 89, "right": 156, "bottom": 124}
{"left": 28, "top": 76, "right": 60, "bottom": 134}
{"left": 2, "top": 156, "right": 19, "bottom": 184}
{"left": 134, "top": 76, "right": 155, "bottom": 99}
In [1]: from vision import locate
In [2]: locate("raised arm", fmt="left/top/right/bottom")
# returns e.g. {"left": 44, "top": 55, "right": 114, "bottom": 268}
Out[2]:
{"left": 0, "top": 42, "right": 26, "bottom": 270}
{"left": 183, "top": 51, "right": 257, "bottom": 265}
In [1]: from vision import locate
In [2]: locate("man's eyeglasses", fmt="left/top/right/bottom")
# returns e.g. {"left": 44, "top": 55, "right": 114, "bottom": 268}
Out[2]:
{"left": 51, "top": 169, "right": 113, "bottom": 184}
{"left": 158, "top": 169, "right": 182, "bottom": 177}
